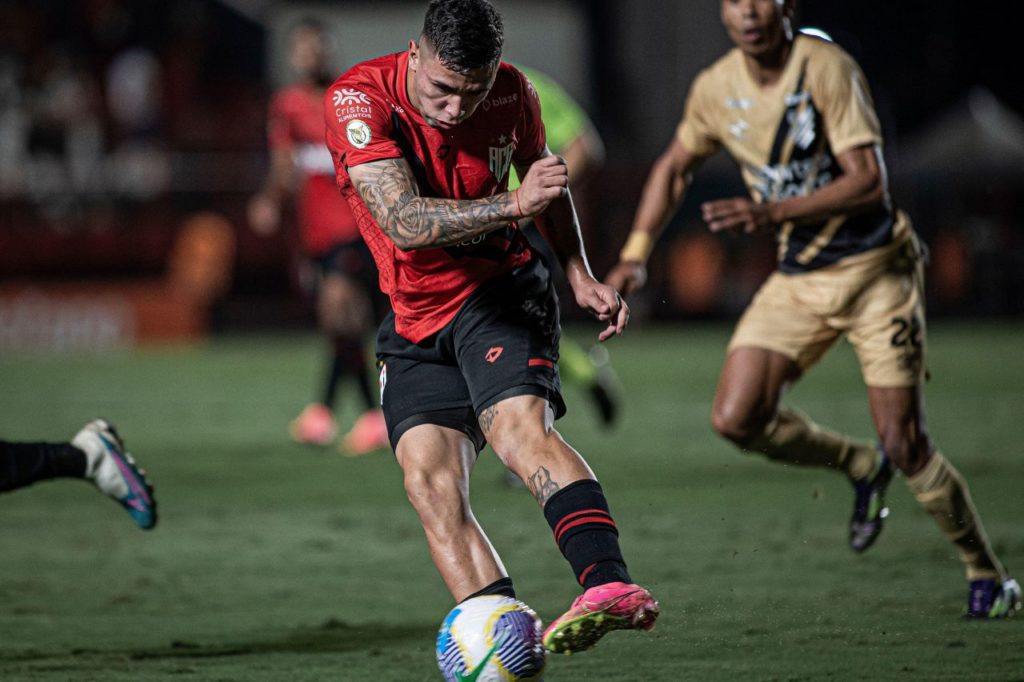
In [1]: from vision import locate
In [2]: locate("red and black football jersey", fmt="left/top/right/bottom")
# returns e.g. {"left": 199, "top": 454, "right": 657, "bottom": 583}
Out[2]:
{"left": 324, "top": 51, "right": 546, "bottom": 343}
{"left": 268, "top": 83, "right": 360, "bottom": 255}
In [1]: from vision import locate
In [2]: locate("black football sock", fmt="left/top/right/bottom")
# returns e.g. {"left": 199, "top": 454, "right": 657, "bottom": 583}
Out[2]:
{"left": 0, "top": 441, "right": 87, "bottom": 492}
{"left": 343, "top": 342, "right": 374, "bottom": 410}
{"left": 320, "top": 347, "right": 346, "bottom": 411}
{"left": 322, "top": 336, "right": 373, "bottom": 410}
{"left": 461, "top": 577, "right": 516, "bottom": 601}
{"left": 543, "top": 479, "right": 632, "bottom": 589}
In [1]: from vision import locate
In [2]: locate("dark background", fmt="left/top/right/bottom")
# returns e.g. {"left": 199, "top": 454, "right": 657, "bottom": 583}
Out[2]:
{"left": 1, "top": 0, "right": 1021, "bottom": 333}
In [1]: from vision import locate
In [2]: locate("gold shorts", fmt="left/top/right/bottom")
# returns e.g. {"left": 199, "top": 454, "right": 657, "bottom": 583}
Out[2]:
{"left": 728, "top": 227, "right": 927, "bottom": 388}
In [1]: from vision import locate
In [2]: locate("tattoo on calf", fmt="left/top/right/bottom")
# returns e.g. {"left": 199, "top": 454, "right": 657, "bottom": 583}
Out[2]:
{"left": 527, "top": 466, "right": 560, "bottom": 505}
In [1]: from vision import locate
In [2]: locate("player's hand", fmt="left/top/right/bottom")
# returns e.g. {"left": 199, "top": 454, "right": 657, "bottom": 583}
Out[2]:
{"left": 572, "top": 276, "right": 629, "bottom": 342}
{"left": 248, "top": 194, "right": 281, "bottom": 235}
{"left": 604, "top": 260, "right": 648, "bottom": 297}
{"left": 701, "top": 197, "right": 774, "bottom": 234}
{"left": 515, "top": 155, "right": 569, "bottom": 217}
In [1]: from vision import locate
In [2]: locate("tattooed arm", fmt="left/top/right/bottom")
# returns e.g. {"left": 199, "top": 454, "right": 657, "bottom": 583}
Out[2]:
{"left": 347, "top": 153, "right": 570, "bottom": 251}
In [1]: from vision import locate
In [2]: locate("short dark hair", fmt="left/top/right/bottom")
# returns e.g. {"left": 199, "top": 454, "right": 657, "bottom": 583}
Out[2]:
{"left": 421, "top": 0, "right": 504, "bottom": 73}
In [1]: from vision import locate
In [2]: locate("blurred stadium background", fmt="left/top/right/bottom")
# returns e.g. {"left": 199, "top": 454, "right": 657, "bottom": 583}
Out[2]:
{"left": 1, "top": 2, "right": 1022, "bottom": 681}
{"left": 2, "top": 0, "right": 1022, "bottom": 348}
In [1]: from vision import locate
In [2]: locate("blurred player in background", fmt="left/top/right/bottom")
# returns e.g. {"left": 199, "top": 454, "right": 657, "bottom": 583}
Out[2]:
{"left": 1, "top": 420, "right": 157, "bottom": 530}
{"left": 510, "top": 66, "right": 621, "bottom": 428}
{"left": 325, "top": 0, "right": 658, "bottom": 655}
{"left": 249, "top": 19, "right": 388, "bottom": 455}
{"left": 608, "top": 0, "right": 1020, "bottom": 618}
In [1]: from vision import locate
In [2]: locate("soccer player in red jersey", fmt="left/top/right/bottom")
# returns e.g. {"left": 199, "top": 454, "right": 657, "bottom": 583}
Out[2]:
{"left": 324, "top": 0, "right": 658, "bottom": 654}
{"left": 249, "top": 19, "right": 387, "bottom": 454}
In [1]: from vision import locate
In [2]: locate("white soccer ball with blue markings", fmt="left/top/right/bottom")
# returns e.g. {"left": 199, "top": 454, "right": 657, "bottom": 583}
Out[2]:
{"left": 436, "top": 595, "right": 546, "bottom": 681}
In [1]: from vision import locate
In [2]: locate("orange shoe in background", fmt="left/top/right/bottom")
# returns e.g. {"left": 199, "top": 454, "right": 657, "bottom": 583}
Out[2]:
{"left": 289, "top": 403, "right": 338, "bottom": 446}
{"left": 340, "top": 408, "right": 389, "bottom": 456}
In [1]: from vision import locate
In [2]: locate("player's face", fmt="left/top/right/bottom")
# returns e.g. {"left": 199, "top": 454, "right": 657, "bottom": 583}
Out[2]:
{"left": 721, "top": 0, "right": 791, "bottom": 58}
{"left": 290, "top": 28, "right": 326, "bottom": 78}
{"left": 408, "top": 40, "right": 497, "bottom": 130}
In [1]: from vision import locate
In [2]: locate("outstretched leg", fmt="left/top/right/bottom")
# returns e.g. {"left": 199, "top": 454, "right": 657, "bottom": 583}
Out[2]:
{"left": 868, "top": 385, "right": 1019, "bottom": 617}
{"left": 1, "top": 439, "right": 86, "bottom": 492}
{"left": 712, "top": 346, "right": 880, "bottom": 479}
{"left": 711, "top": 346, "right": 890, "bottom": 550}
{"left": 395, "top": 423, "right": 508, "bottom": 602}
{"left": 1, "top": 421, "right": 156, "bottom": 529}
{"left": 482, "top": 394, "right": 658, "bottom": 654}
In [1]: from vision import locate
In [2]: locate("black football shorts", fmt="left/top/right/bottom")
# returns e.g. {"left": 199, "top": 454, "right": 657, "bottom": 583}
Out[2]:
{"left": 376, "top": 257, "right": 565, "bottom": 453}
{"left": 316, "top": 238, "right": 377, "bottom": 283}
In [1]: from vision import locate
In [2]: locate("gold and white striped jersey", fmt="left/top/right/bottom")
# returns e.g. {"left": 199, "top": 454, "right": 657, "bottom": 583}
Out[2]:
{"left": 678, "top": 33, "right": 907, "bottom": 272}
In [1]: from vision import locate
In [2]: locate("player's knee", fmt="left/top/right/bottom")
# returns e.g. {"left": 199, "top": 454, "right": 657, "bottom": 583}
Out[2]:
{"left": 403, "top": 467, "right": 465, "bottom": 518}
{"left": 880, "top": 428, "right": 931, "bottom": 476}
{"left": 488, "top": 421, "right": 550, "bottom": 472}
{"left": 710, "top": 403, "right": 767, "bottom": 446}
{"left": 488, "top": 426, "right": 537, "bottom": 467}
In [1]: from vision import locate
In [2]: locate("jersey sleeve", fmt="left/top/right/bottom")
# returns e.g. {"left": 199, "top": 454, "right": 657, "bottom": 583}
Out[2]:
{"left": 323, "top": 79, "right": 403, "bottom": 175}
{"left": 810, "top": 46, "right": 882, "bottom": 155}
{"left": 675, "top": 69, "right": 721, "bottom": 157}
{"left": 512, "top": 68, "right": 547, "bottom": 166}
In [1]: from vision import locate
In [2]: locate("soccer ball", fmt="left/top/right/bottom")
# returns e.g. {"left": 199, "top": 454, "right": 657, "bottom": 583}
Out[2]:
{"left": 436, "top": 595, "right": 547, "bottom": 681}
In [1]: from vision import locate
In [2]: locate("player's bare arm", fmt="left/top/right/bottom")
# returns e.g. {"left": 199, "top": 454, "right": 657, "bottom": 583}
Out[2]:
{"left": 349, "top": 154, "right": 568, "bottom": 250}
{"left": 248, "top": 147, "right": 294, "bottom": 235}
{"left": 521, "top": 151, "right": 628, "bottom": 342}
{"left": 520, "top": 152, "right": 584, "bottom": 276}
{"left": 606, "top": 137, "right": 705, "bottom": 296}
{"left": 559, "top": 124, "right": 605, "bottom": 186}
{"left": 702, "top": 144, "right": 885, "bottom": 233}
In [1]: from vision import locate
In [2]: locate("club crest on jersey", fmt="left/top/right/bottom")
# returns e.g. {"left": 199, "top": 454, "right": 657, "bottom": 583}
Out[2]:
{"left": 787, "top": 104, "right": 816, "bottom": 150}
{"left": 346, "top": 119, "right": 372, "bottom": 149}
{"left": 333, "top": 88, "right": 371, "bottom": 106}
{"left": 489, "top": 134, "right": 514, "bottom": 183}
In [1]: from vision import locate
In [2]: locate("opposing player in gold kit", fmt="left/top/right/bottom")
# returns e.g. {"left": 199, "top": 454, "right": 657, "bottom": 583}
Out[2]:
{"left": 607, "top": 0, "right": 1020, "bottom": 618}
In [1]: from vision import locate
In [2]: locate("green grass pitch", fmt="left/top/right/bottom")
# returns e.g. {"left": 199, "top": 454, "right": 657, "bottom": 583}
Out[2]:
{"left": 1, "top": 323, "right": 1022, "bottom": 681}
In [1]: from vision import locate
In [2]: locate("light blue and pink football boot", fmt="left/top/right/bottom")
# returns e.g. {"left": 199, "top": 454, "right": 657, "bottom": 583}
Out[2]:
{"left": 72, "top": 419, "right": 157, "bottom": 530}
